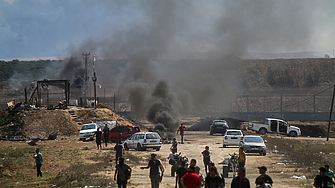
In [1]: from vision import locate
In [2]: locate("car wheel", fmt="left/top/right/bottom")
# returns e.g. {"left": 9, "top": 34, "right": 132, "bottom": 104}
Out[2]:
{"left": 289, "top": 131, "right": 297, "bottom": 137}
{"left": 136, "top": 143, "right": 142, "bottom": 151}
{"left": 210, "top": 132, "right": 213, "bottom": 135}
{"left": 124, "top": 143, "right": 129, "bottom": 151}
{"left": 259, "top": 128, "right": 267, "bottom": 135}
{"left": 223, "top": 144, "right": 226, "bottom": 148}
{"left": 263, "top": 152, "right": 267, "bottom": 156}
{"left": 155, "top": 147, "right": 160, "bottom": 151}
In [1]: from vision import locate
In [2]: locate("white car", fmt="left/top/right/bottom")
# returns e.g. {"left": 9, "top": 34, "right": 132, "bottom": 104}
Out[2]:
{"left": 79, "top": 123, "right": 98, "bottom": 141}
{"left": 124, "top": 132, "right": 162, "bottom": 151}
{"left": 223, "top": 129, "right": 244, "bottom": 147}
{"left": 241, "top": 135, "right": 267, "bottom": 156}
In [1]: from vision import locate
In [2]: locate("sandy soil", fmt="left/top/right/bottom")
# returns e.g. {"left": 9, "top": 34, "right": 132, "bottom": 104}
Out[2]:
{"left": 123, "top": 131, "right": 314, "bottom": 188}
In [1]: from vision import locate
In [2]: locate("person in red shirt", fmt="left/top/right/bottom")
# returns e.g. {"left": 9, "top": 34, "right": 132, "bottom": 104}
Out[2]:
{"left": 180, "top": 165, "right": 201, "bottom": 188}
{"left": 177, "top": 124, "right": 186, "bottom": 144}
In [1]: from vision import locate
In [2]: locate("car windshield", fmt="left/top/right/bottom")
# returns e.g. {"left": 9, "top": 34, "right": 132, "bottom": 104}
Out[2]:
{"left": 214, "top": 121, "right": 227, "bottom": 126}
{"left": 81, "top": 124, "right": 96, "bottom": 130}
{"left": 244, "top": 137, "right": 263, "bottom": 143}
{"left": 226, "top": 131, "right": 242, "bottom": 135}
{"left": 146, "top": 133, "right": 160, "bottom": 139}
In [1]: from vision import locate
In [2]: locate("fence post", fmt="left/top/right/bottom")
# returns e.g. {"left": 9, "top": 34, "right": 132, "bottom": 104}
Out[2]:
{"left": 246, "top": 95, "right": 249, "bottom": 113}
{"left": 280, "top": 94, "right": 283, "bottom": 119}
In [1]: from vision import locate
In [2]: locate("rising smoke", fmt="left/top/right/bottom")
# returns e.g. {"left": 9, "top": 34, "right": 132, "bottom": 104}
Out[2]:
{"left": 10, "top": 0, "right": 334, "bottom": 137}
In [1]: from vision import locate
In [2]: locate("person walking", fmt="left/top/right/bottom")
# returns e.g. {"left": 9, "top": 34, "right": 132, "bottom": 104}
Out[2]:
{"left": 170, "top": 138, "right": 178, "bottom": 152}
{"left": 238, "top": 147, "right": 246, "bottom": 170}
{"left": 314, "top": 167, "right": 335, "bottom": 188}
{"left": 94, "top": 127, "right": 102, "bottom": 149}
{"left": 202, "top": 146, "right": 211, "bottom": 174}
{"left": 114, "top": 157, "right": 132, "bottom": 188}
{"left": 177, "top": 123, "right": 186, "bottom": 144}
{"left": 176, "top": 161, "right": 189, "bottom": 188}
{"left": 255, "top": 176, "right": 271, "bottom": 188}
{"left": 190, "top": 159, "right": 197, "bottom": 167}
{"left": 33, "top": 148, "right": 43, "bottom": 177}
{"left": 204, "top": 166, "right": 224, "bottom": 188}
{"left": 181, "top": 165, "right": 201, "bottom": 188}
{"left": 255, "top": 166, "right": 273, "bottom": 186}
{"left": 141, "top": 154, "right": 164, "bottom": 188}
{"left": 114, "top": 141, "right": 125, "bottom": 165}
{"left": 194, "top": 166, "right": 205, "bottom": 187}
{"left": 325, "top": 165, "right": 335, "bottom": 188}
{"left": 231, "top": 168, "right": 250, "bottom": 188}
{"left": 103, "top": 124, "right": 110, "bottom": 147}
{"left": 169, "top": 149, "right": 179, "bottom": 177}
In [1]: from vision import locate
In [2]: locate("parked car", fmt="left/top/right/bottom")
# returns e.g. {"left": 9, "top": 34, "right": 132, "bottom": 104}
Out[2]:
{"left": 79, "top": 123, "right": 98, "bottom": 141}
{"left": 124, "top": 132, "right": 162, "bottom": 151}
{"left": 103, "top": 125, "right": 140, "bottom": 142}
{"left": 210, "top": 120, "right": 229, "bottom": 135}
{"left": 240, "top": 135, "right": 267, "bottom": 156}
{"left": 223, "top": 129, "right": 244, "bottom": 147}
{"left": 248, "top": 118, "right": 301, "bottom": 137}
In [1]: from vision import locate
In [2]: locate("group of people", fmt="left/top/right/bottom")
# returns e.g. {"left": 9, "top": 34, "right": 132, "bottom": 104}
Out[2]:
{"left": 94, "top": 124, "right": 128, "bottom": 150}
{"left": 313, "top": 165, "right": 335, "bottom": 188}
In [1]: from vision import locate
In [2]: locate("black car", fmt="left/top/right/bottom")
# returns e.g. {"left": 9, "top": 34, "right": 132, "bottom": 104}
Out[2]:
{"left": 210, "top": 120, "right": 229, "bottom": 135}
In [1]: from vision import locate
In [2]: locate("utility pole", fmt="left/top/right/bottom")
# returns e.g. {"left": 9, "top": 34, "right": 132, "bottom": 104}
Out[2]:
{"left": 92, "top": 55, "right": 97, "bottom": 109}
{"left": 83, "top": 52, "right": 90, "bottom": 107}
{"left": 327, "top": 84, "right": 335, "bottom": 141}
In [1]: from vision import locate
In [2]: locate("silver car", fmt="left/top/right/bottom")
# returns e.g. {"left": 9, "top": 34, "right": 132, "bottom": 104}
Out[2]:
{"left": 124, "top": 132, "right": 162, "bottom": 151}
{"left": 241, "top": 135, "right": 267, "bottom": 156}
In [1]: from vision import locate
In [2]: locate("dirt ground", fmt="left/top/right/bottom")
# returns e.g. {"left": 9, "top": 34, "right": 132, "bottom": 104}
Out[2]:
{"left": 0, "top": 130, "right": 321, "bottom": 188}
{"left": 0, "top": 108, "right": 329, "bottom": 187}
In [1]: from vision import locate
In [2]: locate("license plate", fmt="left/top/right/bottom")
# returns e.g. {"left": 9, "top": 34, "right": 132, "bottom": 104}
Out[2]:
{"left": 150, "top": 140, "right": 156, "bottom": 143}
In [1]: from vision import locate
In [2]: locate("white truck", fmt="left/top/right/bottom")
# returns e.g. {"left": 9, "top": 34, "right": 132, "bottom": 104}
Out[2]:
{"left": 248, "top": 118, "right": 301, "bottom": 137}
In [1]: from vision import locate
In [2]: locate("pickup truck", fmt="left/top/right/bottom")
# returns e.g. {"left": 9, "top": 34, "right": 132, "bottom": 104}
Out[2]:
{"left": 248, "top": 118, "right": 301, "bottom": 137}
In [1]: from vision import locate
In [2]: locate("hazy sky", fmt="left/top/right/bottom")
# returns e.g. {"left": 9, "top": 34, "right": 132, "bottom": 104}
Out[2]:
{"left": 1, "top": 0, "right": 335, "bottom": 59}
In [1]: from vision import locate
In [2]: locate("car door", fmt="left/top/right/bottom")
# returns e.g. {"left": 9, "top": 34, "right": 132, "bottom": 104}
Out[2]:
{"left": 127, "top": 134, "right": 136, "bottom": 149}
{"left": 110, "top": 127, "right": 120, "bottom": 141}
{"left": 278, "top": 121, "right": 288, "bottom": 134}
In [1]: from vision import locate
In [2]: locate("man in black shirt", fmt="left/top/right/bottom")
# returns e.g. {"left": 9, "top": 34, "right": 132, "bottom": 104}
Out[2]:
{"left": 103, "top": 124, "right": 110, "bottom": 147}
{"left": 176, "top": 161, "right": 188, "bottom": 188}
{"left": 141, "top": 154, "right": 164, "bottom": 188}
{"left": 314, "top": 167, "right": 335, "bottom": 188}
{"left": 255, "top": 166, "right": 273, "bottom": 186}
{"left": 94, "top": 127, "right": 102, "bottom": 149}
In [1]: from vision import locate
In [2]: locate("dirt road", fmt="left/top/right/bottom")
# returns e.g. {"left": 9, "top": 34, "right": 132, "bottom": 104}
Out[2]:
{"left": 127, "top": 131, "right": 313, "bottom": 188}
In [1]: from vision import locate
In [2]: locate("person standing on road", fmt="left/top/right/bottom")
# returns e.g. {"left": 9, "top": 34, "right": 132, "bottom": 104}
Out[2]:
{"left": 255, "top": 176, "right": 271, "bottom": 188}
{"left": 103, "top": 124, "right": 110, "bottom": 147}
{"left": 114, "top": 141, "right": 125, "bottom": 165}
{"left": 176, "top": 161, "right": 189, "bottom": 188}
{"left": 114, "top": 157, "right": 132, "bottom": 188}
{"left": 204, "top": 166, "right": 224, "bottom": 188}
{"left": 325, "top": 165, "right": 335, "bottom": 188}
{"left": 314, "top": 167, "right": 335, "bottom": 188}
{"left": 195, "top": 166, "right": 205, "bottom": 187}
{"left": 177, "top": 123, "right": 186, "bottom": 144}
{"left": 255, "top": 166, "right": 273, "bottom": 186}
{"left": 169, "top": 149, "right": 178, "bottom": 177}
{"left": 202, "top": 146, "right": 211, "bottom": 174}
{"left": 190, "top": 159, "right": 197, "bottom": 167}
{"left": 94, "top": 127, "right": 102, "bottom": 150}
{"left": 141, "top": 153, "right": 164, "bottom": 188}
{"left": 231, "top": 168, "right": 250, "bottom": 188}
{"left": 33, "top": 148, "right": 43, "bottom": 177}
{"left": 170, "top": 138, "right": 178, "bottom": 152}
{"left": 181, "top": 165, "right": 201, "bottom": 188}
{"left": 238, "top": 147, "right": 246, "bottom": 170}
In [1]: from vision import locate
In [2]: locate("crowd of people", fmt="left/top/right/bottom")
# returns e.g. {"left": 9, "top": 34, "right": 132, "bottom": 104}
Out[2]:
{"left": 31, "top": 123, "right": 335, "bottom": 188}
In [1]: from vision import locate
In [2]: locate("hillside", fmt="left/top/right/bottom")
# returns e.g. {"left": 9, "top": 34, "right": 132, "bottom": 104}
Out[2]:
{"left": 2, "top": 107, "right": 136, "bottom": 140}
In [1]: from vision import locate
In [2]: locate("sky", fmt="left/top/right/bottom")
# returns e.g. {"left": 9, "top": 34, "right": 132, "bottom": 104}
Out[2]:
{"left": 1, "top": 0, "right": 335, "bottom": 60}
